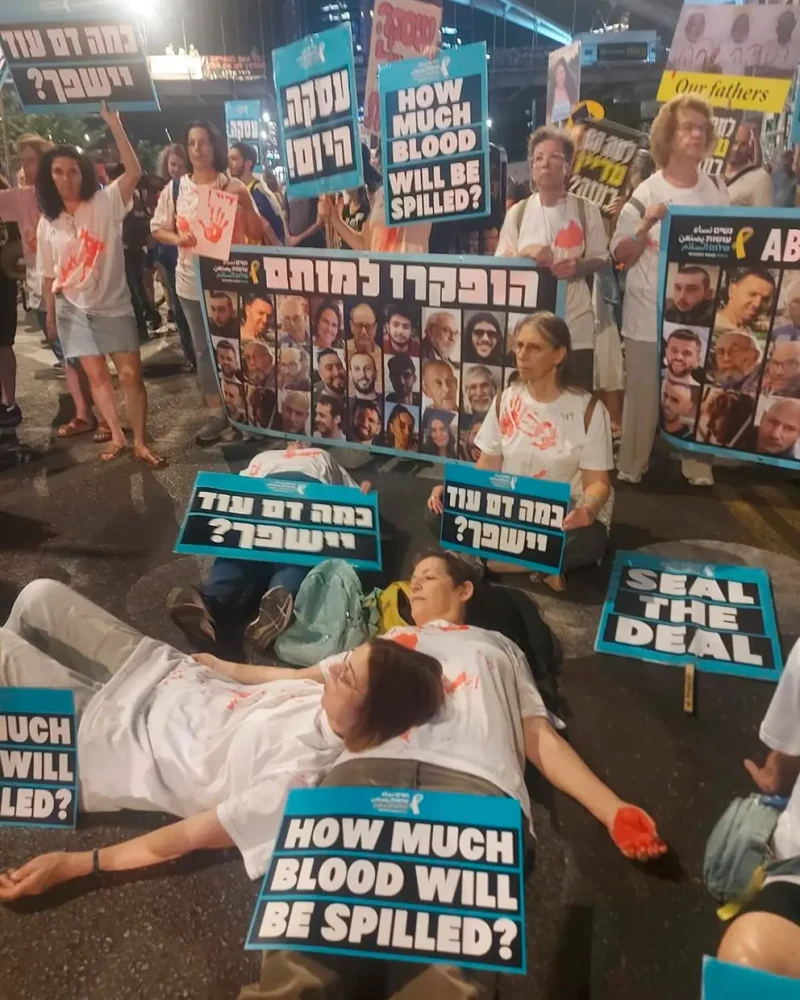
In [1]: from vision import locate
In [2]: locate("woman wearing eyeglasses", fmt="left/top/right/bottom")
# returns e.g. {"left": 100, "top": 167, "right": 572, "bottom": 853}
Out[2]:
{"left": 611, "top": 96, "right": 729, "bottom": 487}
{"left": 496, "top": 126, "right": 609, "bottom": 394}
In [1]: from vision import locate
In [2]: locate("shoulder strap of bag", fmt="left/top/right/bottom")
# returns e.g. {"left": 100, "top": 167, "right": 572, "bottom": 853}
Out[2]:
{"left": 171, "top": 176, "right": 180, "bottom": 211}
{"left": 628, "top": 195, "right": 646, "bottom": 218}
{"left": 510, "top": 195, "right": 531, "bottom": 243}
{"left": 584, "top": 393, "right": 599, "bottom": 433}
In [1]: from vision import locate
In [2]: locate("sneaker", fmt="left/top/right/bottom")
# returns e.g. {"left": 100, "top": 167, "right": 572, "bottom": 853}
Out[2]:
{"left": 616, "top": 470, "right": 642, "bottom": 484}
{"left": 687, "top": 474, "right": 715, "bottom": 488}
{"left": 195, "top": 413, "right": 233, "bottom": 446}
{"left": 245, "top": 586, "right": 295, "bottom": 654}
{"left": 0, "top": 403, "right": 22, "bottom": 428}
{"left": 167, "top": 587, "right": 217, "bottom": 651}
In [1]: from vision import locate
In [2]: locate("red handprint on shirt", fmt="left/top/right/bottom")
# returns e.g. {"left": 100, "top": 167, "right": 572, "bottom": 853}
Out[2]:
{"left": 56, "top": 228, "right": 105, "bottom": 289}
{"left": 499, "top": 392, "right": 559, "bottom": 450}
{"left": 198, "top": 205, "right": 230, "bottom": 244}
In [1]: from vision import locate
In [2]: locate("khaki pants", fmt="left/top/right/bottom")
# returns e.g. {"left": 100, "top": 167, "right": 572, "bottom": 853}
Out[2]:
{"left": 239, "top": 759, "right": 533, "bottom": 1000}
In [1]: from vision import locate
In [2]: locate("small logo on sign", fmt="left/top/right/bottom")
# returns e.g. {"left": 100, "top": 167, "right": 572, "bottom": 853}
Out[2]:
{"left": 410, "top": 793, "right": 424, "bottom": 815}
{"left": 370, "top": 790, "right": 422, "bottom": 815}
{"left": 489, "top": 473, "right": 518, "bottom": 491}
{"left": 298, "top": 41, "right": 326, "bottom": 70}
{"left": 267, "top": 480, "right": 308, "bottom": 497}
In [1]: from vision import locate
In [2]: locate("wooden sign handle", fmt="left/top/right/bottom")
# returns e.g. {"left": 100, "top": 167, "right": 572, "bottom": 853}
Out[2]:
{"left": 683, "top": 663, "right": 696, "bottom": 715}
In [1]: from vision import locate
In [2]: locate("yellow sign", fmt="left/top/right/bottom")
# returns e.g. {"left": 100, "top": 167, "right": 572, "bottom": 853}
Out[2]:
{"left": 567, "top": 100, "right": 606, "bottom": 128}
{"left": 657, "top": 71, "right": 790, "bottom": 114}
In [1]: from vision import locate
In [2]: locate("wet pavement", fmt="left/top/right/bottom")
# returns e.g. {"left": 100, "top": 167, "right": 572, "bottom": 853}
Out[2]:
{"left": 3, "top": 311, "right": 800, "bottom": 999}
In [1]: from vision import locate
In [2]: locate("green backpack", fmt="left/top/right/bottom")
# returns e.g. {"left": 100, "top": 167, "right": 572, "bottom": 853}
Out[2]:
{"left": 274, "top": 559, "right": 378, "bottom": 667}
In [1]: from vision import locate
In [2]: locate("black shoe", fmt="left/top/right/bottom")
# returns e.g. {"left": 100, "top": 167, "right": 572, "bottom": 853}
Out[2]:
{"left": 0, "top": 403, "right": 22, "bottom": 428}
{"left": 245, "top": 587, "right": 295, "bottom": 654}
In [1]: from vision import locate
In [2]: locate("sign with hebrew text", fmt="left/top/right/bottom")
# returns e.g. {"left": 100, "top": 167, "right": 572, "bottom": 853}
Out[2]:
{"left": 175, "top": 471, "right": 382, "bottom": 570}
{"left": 273, "top": 24, "right": 363, "bottom": 199}
{"left": 0, "top": 7, "right": 159, "bottom": 113}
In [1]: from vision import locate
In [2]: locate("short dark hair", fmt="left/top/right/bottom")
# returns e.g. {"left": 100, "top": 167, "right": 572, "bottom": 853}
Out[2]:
{"left": 385, "top": 303, "right": 415, "bottom": 325}
{"left": 317, "top": 347, "right": 339, "bottom": 363}
{"left": 388, "top": 353, "right": 415, "bottom": 376}
{"left": 677, "top": 265, "right": 711, "bottom": 288}
{"left": 347, "top": 637, "right": 443, "bottom": 751}
{"left": 413, "top": 548, "right": 481, "bottom": 589}
{"left": 528, "top": 125, "right": 574, "bottom": 165}
{"left": 36, "top": 145, "right": 99, "bottom": 220}
{"left": 244, "top": 292, "right": 271, "bottom": 309}
{"left": 730, "top": 268, "right": 776, "bottom": 288}
{"left": 318, "top": 394, "right": 345, "bottom": 421}
{"left": 184, "top": 120, "right": 228, "bottom": 174}
{"left": 352, "top": 398, "right": 380, "bottom": 420}
{"left": 216, "top": 339, "right": 236, "bottom": 356}
{"left": 210, "top": 290, "right": 234, "bottom": 303}
{"left": 231, "top": 141, "right": 258, "bottom": 170}
{"left": 667, "top": 328, "right": 702, "bottom": 347}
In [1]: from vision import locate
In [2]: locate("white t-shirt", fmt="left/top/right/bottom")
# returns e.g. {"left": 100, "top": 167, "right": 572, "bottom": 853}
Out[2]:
{"left": 726, "top": 167, "right": 773, "bottom": 209}
{"left": 335, "top": 622, "right": 550, "bottom": 831}
{"left": 474, "top": 384, "right": 613, "bottom": 513}
{"left": 611, "top": 171, "right": 729, "bottom": 343}
{"left": 759, "top": 640, "right": 800, "bottom": 862}
{"left": 150, "top": 172, "right": 251, "bottom": 301}
{"left": 241, "top": 444, "right": 357, "bottom": 487}
{"left": 77, "top": 637, "right": 343, "bottom": 879}
{"left": 496, "top": 194, "right": 608, "bottom": 352}
{"left": 36, "top": 183, "right": 134, "bottom": 317}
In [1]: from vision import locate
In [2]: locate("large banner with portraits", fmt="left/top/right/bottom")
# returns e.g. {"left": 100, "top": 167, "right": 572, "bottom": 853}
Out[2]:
{"left": 197, "top": 247, "right": 558, "bottom": 461}
{"left": 658, "top": 207, "right": 800, "bottom": 471}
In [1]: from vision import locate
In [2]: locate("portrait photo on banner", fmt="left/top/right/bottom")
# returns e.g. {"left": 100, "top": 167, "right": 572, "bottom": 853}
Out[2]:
{"left": 546, "top": 41, "right": 581, "bottom": 124}
{"left": 199, "top": 248, "right": 557, "bottom": 461}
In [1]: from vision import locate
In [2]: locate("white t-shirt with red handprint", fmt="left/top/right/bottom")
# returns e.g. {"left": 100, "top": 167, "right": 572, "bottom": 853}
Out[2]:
{"left": 475, "top": 383, "right": 613, "bottom": 508}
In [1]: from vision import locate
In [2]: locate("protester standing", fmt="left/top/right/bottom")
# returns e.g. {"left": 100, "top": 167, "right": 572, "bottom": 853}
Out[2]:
{"left": 151, "top": 121, "right": 265, "bottom": 445}
{"left": 495, "top": 126, "right": 609, "bottom": 392}
{"left": 227, "top": 142, "right": 284, "bottom": 244}
{"left": 612, "top": 96, "right": 728, "bottom": 486}
{"left": 155, "top": 143, "right": 195, "bottom": 371}
{"left": 724, "top": 124, "right": 772, "bottom": 207}
{"left": 36, "top": 103, "right": 166, "bottom": 466}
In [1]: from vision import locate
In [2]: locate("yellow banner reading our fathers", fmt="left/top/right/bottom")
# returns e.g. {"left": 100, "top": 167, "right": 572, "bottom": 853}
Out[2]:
{"left": 657, "top": 71, "right": 791, "bottom": 114}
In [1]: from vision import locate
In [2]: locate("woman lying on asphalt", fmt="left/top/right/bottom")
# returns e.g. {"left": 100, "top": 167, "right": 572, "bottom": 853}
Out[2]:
{"left": 426, "top": 312, "right": 613, "bottom": 593}
{"left": 0, "top": 579, "right": 442, "bottom": 898}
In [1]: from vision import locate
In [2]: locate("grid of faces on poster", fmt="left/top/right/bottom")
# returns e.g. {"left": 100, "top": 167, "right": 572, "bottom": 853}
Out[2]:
{"left": 206, "top": 288, "right": 536, "bottom": 459}
{"left": 660, "top": 262, "right": 800, "bottom": 461}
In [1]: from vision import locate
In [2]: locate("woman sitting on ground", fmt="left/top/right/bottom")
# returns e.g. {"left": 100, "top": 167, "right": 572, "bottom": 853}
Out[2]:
{"left": 0, "top": 579, "right": 443, "bottom": 899}
{"left": 427, "top": 311, "right": 613, "bottom": 592}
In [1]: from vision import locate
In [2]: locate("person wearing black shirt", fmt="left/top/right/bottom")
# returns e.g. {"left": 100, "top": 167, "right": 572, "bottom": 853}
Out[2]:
{"left": 664, "top": 265, "right": 715, "bottom": 327}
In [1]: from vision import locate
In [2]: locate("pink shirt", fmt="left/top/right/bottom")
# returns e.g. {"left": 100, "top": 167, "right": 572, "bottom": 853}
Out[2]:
{"left": 0, "top": 185, "right": 40, "bottom": 271}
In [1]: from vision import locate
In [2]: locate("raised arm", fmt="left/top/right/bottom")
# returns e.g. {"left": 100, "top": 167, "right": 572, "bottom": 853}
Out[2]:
{"left": 0, "top": 809, "right": 233, "bottom": 901}
{"left": 100, "top": 101, "right": 141, "bottom": 204}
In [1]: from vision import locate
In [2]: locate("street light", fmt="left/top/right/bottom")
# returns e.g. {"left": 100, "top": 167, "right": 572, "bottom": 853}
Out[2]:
{"left": 486, "top": 118, "right": 493, "bottom": 129}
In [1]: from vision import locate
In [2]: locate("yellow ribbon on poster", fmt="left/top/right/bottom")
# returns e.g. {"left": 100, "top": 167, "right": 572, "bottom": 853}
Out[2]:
{"left": 657, "top": 70, "right": 791, "bottom": 114}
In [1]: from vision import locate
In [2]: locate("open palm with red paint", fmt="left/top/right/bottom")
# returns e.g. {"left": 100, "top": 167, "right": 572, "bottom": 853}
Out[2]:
{"left": 199, "top": 205, "right": 230, "bottom": 244}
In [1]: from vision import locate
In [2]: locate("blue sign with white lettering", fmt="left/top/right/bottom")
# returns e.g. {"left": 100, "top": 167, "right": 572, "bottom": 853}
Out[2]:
{"left": 703, "top": 956, "right": 798, "bottom": 998}
{"left": 175, "top": 471, "right": 382, "bottom": 570}
{"left": 596, "top": 551, "right": 782, "bottom": 681}
{"left": 246, "top": 786, "right": 526, "bottom": 973}
{"left": 441, "top": 463, "right": 570, "bottom": 575}
{"left": 273, "top": 23, "right": 363, "bottom": 199}
{"left": 0, "top": 688, "right": 77, "bottom": 829}
{"left": 225, "top": 100, "right": 262, "bottom": 163}
{"left": 379, "top": 42, "right": 490, "bottom": 227}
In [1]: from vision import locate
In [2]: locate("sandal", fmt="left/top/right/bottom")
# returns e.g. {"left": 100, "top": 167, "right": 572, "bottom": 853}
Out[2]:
{"left": 93, "top": 425, "right": 113, "bottom": 444}
{"left": 133, "top": 447, "right": 168, "bottom": 469}
{"left": 100, "top": 441, "right": 128, "bottom": 463}
{"left": 56, "top": 416, "right": 97, "bottom": 438}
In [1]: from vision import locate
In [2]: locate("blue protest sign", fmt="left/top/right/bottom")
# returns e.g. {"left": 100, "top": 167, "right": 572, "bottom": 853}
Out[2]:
{"left": 441, "top": 463, "right": 570, "bottom": 575}
{"left": 273, "top": 23, "right": 363, "bottom": 199}
{"left": 246, "top": 786, "right": 527, "bottom": 974}
{"left": 791, "top": 78, "right": 800, "bottom": 147}
{"left": 175, "top": 471, "right": 382, "bottom": 570}
{"left": 596, "top": 551, "right": 782, "bottom": 681}
{"left": 0, "top": 4, "right": 159, "bottom": 113}
{"left": 379, "top": 42, "right": 490, "bottom": 228}
{"left": 225, "top": 100, "right": 262, "bottom": 162}
{"left": 657, "top": 206, "right": 800, "bottom": 473}
{"left": 703, "top": 956, "right": 798, "bottom": 999}
{"left": 0, "top": 688, "right": 78, "bottom": 829}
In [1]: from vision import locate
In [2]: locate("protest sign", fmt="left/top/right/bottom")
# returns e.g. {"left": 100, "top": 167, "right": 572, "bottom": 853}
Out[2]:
{"left": 659, "top": 3, "right": 798, "bottom": 113}
{"left": 569, "top": 119, "right": 644, "bottom": 210}
{"left": 595, "top": 552, "right": 782, "bottom": 682}
{"left": 273, "top": 24, "right": 363, "bottom": 199}
{"left": 225, "top": 99, "right": 262, "bottom": 158}
{"left": 791, "top": 76, "right": 800, "bottom": 148}
{"left": 379, "top": 42, "right": 490, "bottom": 227}
{"left": 193, "top": 188, "right": 238, "bottom": 262}
{"left": 175, "top": 471, "right": 382, "bottom": 570}
{"left": 196, "top": 246, "right": 559, "bottom": 461}
{"left": 0, "top": 9, "right": 159, "bottom": 113}
{"left": 702, "top": 956, "right": 798, "bottom": 999}
{"left": 546, "top": 41, "right": 581, "bottom": 124}
{"left": 657, "top": 206, "right": 800, "bottom": 472}
{"left": 363, "top": 0, "right": 443, "bottom": 136}
{"left": 246, "top": 786, "right": 526, "bottom": 974}
{"left": 701, "top": 110, "right": 743, "bottom": 179}
{"left": 440, "top": 464, "right": 569, "bottom": 575}
{"left": 0, "top": 688, "right": 77, "bottom": 828}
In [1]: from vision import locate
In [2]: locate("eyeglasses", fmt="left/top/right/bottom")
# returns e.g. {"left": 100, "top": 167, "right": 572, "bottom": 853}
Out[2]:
{"left": 770, "top": 358, "right": 800, "bottom": 372}
{"left": 352, "top": 321, "right": 376, "bottom": 331}
{"left": 677, "top": 122, "right": 710, "bottom": 135}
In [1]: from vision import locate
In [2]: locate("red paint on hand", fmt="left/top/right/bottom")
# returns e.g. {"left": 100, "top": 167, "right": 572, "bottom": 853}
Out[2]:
{"left": 612, "top": 806, "right": 663, "bottom": 854}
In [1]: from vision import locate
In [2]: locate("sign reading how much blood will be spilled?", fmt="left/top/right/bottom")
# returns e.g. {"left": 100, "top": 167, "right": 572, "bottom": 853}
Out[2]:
{"left": 246, "top": 786, "right": 527, "bottom": 973}
{"left": 440, "top": 464, "right": 570, "bottom": 576}
{"left": 0, "top": 688, "right": 78, "bottom": 829}
{"left": 595, "top": 552, "right": 782, "bottom": 682}
{"left": 175, "top": 471, "right": 382, "bottom": 571}
{"left": 0, "top": 8, "right": 159, "bottom": 113}
{"left": 379, "top": 43, "right": 490, "bottom": 226}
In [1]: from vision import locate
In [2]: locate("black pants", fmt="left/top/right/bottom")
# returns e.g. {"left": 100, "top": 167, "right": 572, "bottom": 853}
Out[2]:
{"left": 124, "top": 247, "right": 153, "bottom": 337}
